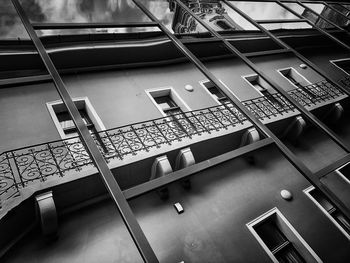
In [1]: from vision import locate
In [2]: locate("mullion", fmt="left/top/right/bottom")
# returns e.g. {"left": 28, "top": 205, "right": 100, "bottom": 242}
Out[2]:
{"left": 276, "top": 0, "right": 350, "bottom": 51}
{"left": 161, "top": 0, "right": 350, "bottom": 219}
{"left": 295, "top": 0, "right": 350, "bottom": 33}
{"left": 174, "top": 0, "right": 350, "bottom": 152}
{"left": 224, "top": 0, "right": 350, "bottom": 99}
{"left": 11, "top": 0, "right": 158, "bottom": 262}
{"left": 317, "top": 1, "right": 350, "bottom": 21}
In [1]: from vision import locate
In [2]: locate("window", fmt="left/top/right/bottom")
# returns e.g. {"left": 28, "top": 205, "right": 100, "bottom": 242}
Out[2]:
{"left": 56, "top": 108, "right": 96, "bottom": 138}
{"left": 331, "top": 58, "right": 350, "bottom": 75}
{"left": 337, "top": 162, "right": 350, "bottom": 183}
{"left": 145, "top": 87, "right": 191, "bottom": 117}
{"left": 47, "top": 97, "right": 106, "bottom": 143}
{"left": 255, "top": 218, "right": 305, "bottom": 262}
{"left": 244, "top": 74, "right": 282, "bottom": 107}
{"left": 154, "top": 96, "right": 182, "bottom": 116}
{"left": 279, "top": 67, "right": 317, "bottom": 100}
{"left": 203, "top": 81, "right": 230, "bottom": 104}
{"left": 305, "top": 186, "right": 350, "bottom": 239}
{"left": 247, "top": 208, "right": 321, "bottom": 263}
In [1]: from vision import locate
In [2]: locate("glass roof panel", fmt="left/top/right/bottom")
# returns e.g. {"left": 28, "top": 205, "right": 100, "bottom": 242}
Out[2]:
{"left": 19, "top": 0, "right": 152, "bottom": 23}
{"left": 228, "top": 1, "right": 299, "bottom": 20}
{"left": 0, "top": 0, "right": 30, "bottom": 40}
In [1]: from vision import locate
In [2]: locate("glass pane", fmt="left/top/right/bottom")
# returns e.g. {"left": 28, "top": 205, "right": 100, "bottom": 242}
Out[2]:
{"left": 262, "top": 22, "right": 312, "bottom": 31}
{"left": 19, "top": 0, "right": 152, "bottom": 23}
{"left": 304, "top": 3, "right": 350, "bottom": 27}
{"left": 255, "top": 220, "right": 287, "bottom": 251}
{"left": 37, "top": 27, "right": 161, "bottom": 37}
{"left": 0, "top": 0, "right": 29, "bottom": 40}
{"left": 282, "top": 2, "right": 334, "bottom": 29}
{"left": 139, "top": 0, "right": 211, "bottom": 35}
{"left": 275, "top": 244, "right": 306, "bottom": 263}
{"left": 229, "top": 1, "right": 299, "bottom": 20}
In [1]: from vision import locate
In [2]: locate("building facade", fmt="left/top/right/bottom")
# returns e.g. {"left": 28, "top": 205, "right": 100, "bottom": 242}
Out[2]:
{"left": 0, "top": 0, "right": 350, "bottom": 262}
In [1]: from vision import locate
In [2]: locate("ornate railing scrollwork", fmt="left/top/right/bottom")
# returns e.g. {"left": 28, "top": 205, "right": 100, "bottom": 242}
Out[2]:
{"left": 2, "top": 80, "right": 343, "bottom": 204}
{"left": 288, "top": 80, "right": 346, "bottom": 107}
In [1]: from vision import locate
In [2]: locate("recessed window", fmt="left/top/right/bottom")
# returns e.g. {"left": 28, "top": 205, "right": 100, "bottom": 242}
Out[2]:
{"left": 305, "top": 186, "right": 350, "bottom": 239}
{"left": 331, "top": 58, "right": 350, "bottom": 75}
{"left": 47, "top": 97, "right": 106, "bottom": 140}
{"left": 255, "top": 218, "right": 305, "bottom": 262}
{"left": 146, "top": 87, "right": 191, "bottom": 117}
{"left": 203, "top": 81, "right": 230, "bottom": 104}
{"left": 247, "top": 208, "right": 321, "bottom": 263}
{"left": 154, "top": 96, "right": 182, "bottom": 116}
{"left": 56, "top": 109, "right": 96, "bottom": 138}
{"left": 278, "top": 68, "right": 312, "bottom": 87}
{"left": 243, "top": 74, "right": 283, "bottom": 107}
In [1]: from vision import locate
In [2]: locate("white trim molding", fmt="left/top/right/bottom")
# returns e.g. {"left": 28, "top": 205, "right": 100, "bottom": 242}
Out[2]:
{"left": 247, "top": 207, "right": 322, "bottom": 263}
{"left": 46, "top": 97, "right": 105, "bottom": 139}
{"left": 330, "top": 58, "right": 350, "bottom": 76}
{"left": 199, "top": 79, "right": 240, "bottom": 104}
{"left": 304, "top": 186, "right": 350, "bottom": 240}
{"left": 277, "top": 67, "right": 312, "bottom": 88}
{"left": 335, "top": 162, "right": 350, "bottom": 184}
{"left": 145, "top": 86, "right": 191, "bottom": 117}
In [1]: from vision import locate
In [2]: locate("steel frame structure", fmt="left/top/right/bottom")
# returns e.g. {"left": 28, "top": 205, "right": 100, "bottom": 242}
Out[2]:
{"left": 5, "top": 0, "right": 350, "bottom": 261}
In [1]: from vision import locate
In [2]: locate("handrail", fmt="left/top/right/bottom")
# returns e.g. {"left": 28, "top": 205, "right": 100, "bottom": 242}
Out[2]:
{"left": 0, "top": 80, "right": 345, "bottom": 203}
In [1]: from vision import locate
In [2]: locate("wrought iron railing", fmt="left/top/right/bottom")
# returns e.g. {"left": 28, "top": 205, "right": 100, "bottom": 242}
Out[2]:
{"left": 339, "top": 75, "right": 350, "bottom": 89}
{"left": 288, "top": 80, "right": 346, "bottom": 107}
{"left": 0, "top": 94, "right": 295, "bottom": 204}
{"left": 1, "top": 80, "right": 345, "bottom": 204}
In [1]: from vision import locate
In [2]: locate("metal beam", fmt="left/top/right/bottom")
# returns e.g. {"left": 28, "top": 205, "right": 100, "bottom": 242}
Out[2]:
{"left": 124, "top": 138, "right": 274, "bottom": 200}
{"left": 276, "top": 1, "right": 350, "bottom": 51}
{"left": 133, "top": 0, "right": 350, "bottom": 219}
{"left": 255, "top": 18, "right": 307, "bottom": 23}
{"left": 11, "top": 0, "right": 158, "bottom": 262}
{"left": 0, "top": 74, "right": 51, "bottom": 88}
{"left": 320, "top": 1, "right": 350, "bottom": 21}
{"left": 224, "top": 0, "right": 350, "bottom": 98}
{"left": 315, "top": 154, "right": 350, "bottom": 179}
{"left": 296, "top": 0, "right": 350, "bottom": 35}
{"left": 178, "top": 0, "right": 350, "bottom": 154}
{"left": 32, "top": 22, "right": 159, "bottom": 30}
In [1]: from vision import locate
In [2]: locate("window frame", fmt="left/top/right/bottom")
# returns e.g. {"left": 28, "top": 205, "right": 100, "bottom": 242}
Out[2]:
{"left": 304, "top": 186, "right": 350, "bottom": 240}
{"left": 46, "top": 97, "right": 106, "bottom": 140}
{"left": 199, "top": 79, "right": 240, "bottom": 105}
{"left": 145, "top": 87, "right": 191, "bottom": 117}
{"left": 246, "top": 207, "right": 322, "bottom": 263}
{"left": 277, "top": 67, "right": 312, "bottom": 88}
{"left": 330, "top": 58, "right": 350, "bottom": 76}
{"left": 335, "top": 162, "right": 350, "bottom": 184}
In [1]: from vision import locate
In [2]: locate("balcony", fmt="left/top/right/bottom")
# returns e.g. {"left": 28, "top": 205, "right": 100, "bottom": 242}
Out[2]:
{"left": 0, "top": 93, "right": 296, "bottom": 208}
{"left": 1, "top": 80, "right": 346, "bottom": 210}
{"left": 288, "top": 80, "right": 347, "bottom": 109}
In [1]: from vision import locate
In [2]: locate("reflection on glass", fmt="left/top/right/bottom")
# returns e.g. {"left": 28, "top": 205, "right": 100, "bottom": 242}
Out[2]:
{"left": 0, "top": 0, "right": 29, "bottom": 39}
{"left": 283, "top": 3, "right": 334, "bottom": 29}
{"left": 305, "top": 3, "right": 350, "bottom": 27}
{"left": 19, "top": 0, "right": 152, "bottom": 23}
{"left": 37, "top": 27, "right": 161, "bottom": 36}
{"left": 229, "top": 1, "right": 298, "bottom": 20}
{"left": 262, "top": 22, "right": 312, "bottom": 31}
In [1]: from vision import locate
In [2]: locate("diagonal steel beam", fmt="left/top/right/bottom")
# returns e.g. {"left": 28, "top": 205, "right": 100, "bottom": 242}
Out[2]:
{"left": 296, "top": 0, "right": 350, "bottom": 35}
{"left": 320, "top": 1, "right": 350, "bottom": 21}
{"left": 11, "top": 0, "right": 158, "bottom": 262}
{"left": 224, "top": 0, "right": 350, "bottom": 98}
{"left": 276, "top": 1, "right": 350, "bottom": 51}
{"left": 133, "top": 0, "right": 350, "bottom": 219}
{"left": 174, "top": 0, "right": 350, "bottom": 154}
